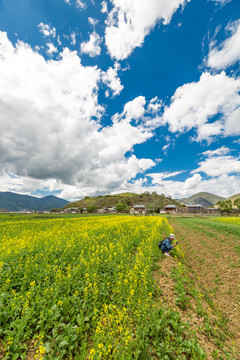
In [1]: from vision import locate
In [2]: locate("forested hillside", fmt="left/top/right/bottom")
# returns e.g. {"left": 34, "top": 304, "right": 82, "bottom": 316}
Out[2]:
{"left": 64, "top": 192, "right": 180, "bottom": 211}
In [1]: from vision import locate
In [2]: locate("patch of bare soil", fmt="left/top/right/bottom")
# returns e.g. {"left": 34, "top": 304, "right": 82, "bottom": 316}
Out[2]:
{"left": 26, "top": 341, "right": 36, "bottom": 360}
{"left": 0, "top": 341, "right": 5, "bottom": 359}
{"left": 167, "top": 218, "right": 240, "bottom": 358}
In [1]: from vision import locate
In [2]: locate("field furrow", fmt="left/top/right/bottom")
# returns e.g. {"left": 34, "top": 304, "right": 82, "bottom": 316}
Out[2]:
{"left": 168, "top": 217, "right": 240, "bottom": 358}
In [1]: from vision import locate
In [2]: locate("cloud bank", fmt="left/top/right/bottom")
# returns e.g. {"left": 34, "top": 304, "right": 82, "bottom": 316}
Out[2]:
{"left": 0, "top": 32, "right": 158, "bottom": 198}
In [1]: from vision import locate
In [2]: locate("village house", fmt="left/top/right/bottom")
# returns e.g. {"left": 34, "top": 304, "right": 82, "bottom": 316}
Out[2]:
{"left": 97, "top": 207, "right": 109, "bottom": 214}
{"left": 97, "top": 207, "right": 117, "bottom": 214}
{"left": 164, "top": 203, "right": 221, "bottom": 215}
{"left": 184, "top": 204, "right": 203, "bottom": 213}
{"left": 164, "top": 205, "right": 177, "bottom": 214}
{"left": 165, "top": 204, "right": 205, "bottom": 214}
{"left": 129, "top": 205, "right": 150, "bottom": 215}
{"left": 64, "top": 207, "right": 79, "bottom": 213}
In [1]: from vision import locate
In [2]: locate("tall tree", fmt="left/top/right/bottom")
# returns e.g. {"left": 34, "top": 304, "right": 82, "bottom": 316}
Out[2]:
{"left": 233, "top": 198, "right": 240, "bottom": 210}
{"left": 217, "top": 200, "right": 232, "bottom": 213}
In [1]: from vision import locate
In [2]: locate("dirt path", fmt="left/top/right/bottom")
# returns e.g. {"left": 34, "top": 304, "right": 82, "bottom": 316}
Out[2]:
{"left": 154, "top": 256, "right": 222, "bottom": 359}
{"left": 168, "top": 217, "right": 240, "bottom": 357}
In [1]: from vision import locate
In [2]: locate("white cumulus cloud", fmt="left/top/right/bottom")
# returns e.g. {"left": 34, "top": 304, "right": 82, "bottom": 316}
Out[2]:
{"left": 225, "top": 107, "right": 240, "bottom": 135}
{"left": 201, "top": 146, "right": 230, "bottom": 157}
{"left": 88, "top": 17, "right": 99, "bottom": 27}
{"left": 163, "top": 71, "right": 240, "bottom": 141}
{"left": 101, "top": 62, "right": 123, "bottom": 97}
{"left": 207, "top": 20, "right": 240, "bottom": 70}
{"left": 81, "top": 31, "right": 102, "bottom": 57}
{"left": 101, "top": 1, "right": 108, "bottom": 13}
{"left": 192, "top": 153, "right": 240, "bottom": 177}
{"left": 183, "top": 173, "right": 202, "bottom": 190}
{"left": 105, "top": 0, "right": 190, "bottom": 60}
{"left": 46, "top": 43, "right": 58, "bottom": 55}
{"left": 76, "top": 0, "right": 86, "bottom": 9}
{"left": 123, "top": 96, "right": 146, "bottom": 120}
{"left": 38, "top": 23, "right": 56, "bottom": 38}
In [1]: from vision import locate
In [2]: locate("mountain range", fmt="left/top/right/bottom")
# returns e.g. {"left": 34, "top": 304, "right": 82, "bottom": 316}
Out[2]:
{"left": 179, "top": 192, "right": 226, "bottom": 207}
{"left": 1, "top": 191, "right": 239, "bottom": 212}
{"left": 0, "top": 192, "right": 69, "bottom": 212}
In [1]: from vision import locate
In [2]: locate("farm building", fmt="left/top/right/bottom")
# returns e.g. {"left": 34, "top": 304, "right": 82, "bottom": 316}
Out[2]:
{"left": 64, "top": 207, "right": 79, "bottom": 213}
{"left": 184, "top": 204, "right": 203, "bottom": 213}
{"left": 129, "top": 205, "right": 150, "bottom": 215}
{"left": 97, "top": 207, "right": 117, "bottom": 214}
{"left": 163, "top": 204, "right": 221, "bottom": 215}
{"left": 0, "top": 209, "right": 8, "bottom": 213}
{"left": 97, "top": 207, "right": 109, "bottom": 214}
{"left": 164, "top": 205, "right": 177, "bottom": 214}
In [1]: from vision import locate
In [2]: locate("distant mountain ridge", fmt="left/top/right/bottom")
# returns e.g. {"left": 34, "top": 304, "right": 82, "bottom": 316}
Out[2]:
{"left": 190, "top": 197, "right": 213, "bottom": 208}
{"left": 180, "top": 192, "right": 226, "bottom": 206}
{"left": 0, "top": 192, "right": 69, "bottom": 211}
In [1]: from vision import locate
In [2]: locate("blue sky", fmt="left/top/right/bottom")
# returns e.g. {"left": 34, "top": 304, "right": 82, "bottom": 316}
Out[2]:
{"left": 0, "top": 0, "right": 239, "bottom": 200}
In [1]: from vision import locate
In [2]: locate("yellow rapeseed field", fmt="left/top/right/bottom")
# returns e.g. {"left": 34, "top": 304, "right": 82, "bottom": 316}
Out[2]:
{"left": 0, "top": 215, "right": 207, "bottom": 359}
{"left": 0, "top": 215, "right": 173, "bottom": 359}
{"left": 212, "top": 217, "right": 240, "bottom": 225}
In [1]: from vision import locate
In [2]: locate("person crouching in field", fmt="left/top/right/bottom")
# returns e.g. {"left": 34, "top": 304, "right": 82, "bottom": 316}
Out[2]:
{"left": 160, "top": 233, "right": 178, "bottom": 257}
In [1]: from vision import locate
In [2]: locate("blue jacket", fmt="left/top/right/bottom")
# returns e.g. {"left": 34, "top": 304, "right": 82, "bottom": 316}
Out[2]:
{"left": 161, "top": 237, "right": 173, "bottom": 252}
